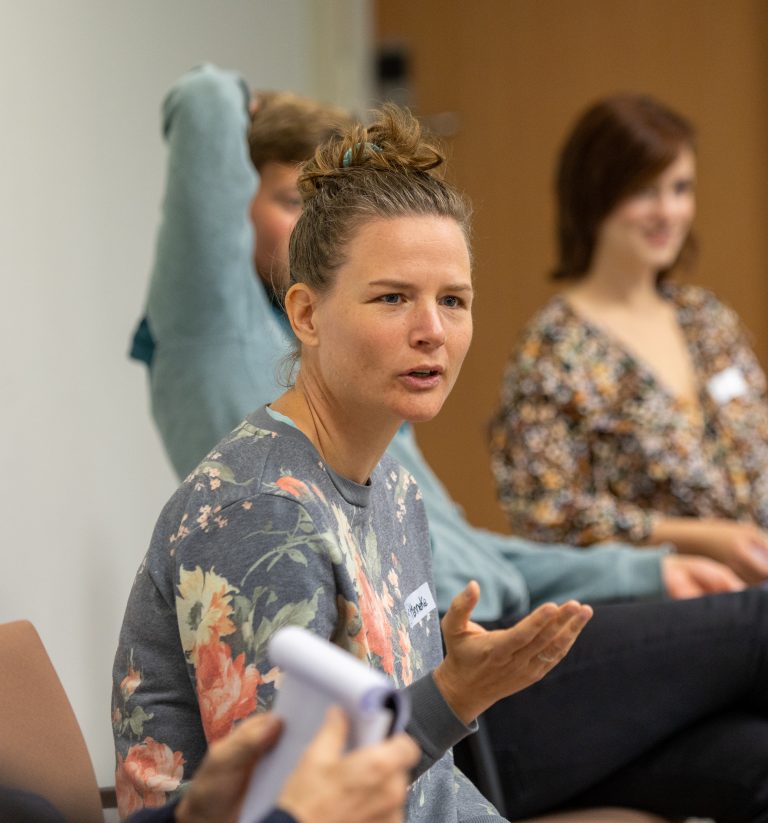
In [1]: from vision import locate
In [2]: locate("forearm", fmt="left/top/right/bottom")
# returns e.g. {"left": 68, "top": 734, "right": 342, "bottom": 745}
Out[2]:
{"left": 513, "top": 541, "right": 668, "bottom": 607}
{"left": 649, "top": 515, "right": 719, "bottom": 553}
{"left": 147, "top": 63, "right": 257, "bottom": 340}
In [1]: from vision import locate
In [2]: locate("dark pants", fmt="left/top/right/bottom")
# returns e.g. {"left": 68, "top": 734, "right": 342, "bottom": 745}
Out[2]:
{"left": 481, "top": 588, "right": 768, "bottom": 822}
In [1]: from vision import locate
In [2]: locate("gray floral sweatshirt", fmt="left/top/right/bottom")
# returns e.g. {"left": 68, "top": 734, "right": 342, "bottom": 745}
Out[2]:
{"left": 112, "top": 406, "right": 504, "bottom": 821}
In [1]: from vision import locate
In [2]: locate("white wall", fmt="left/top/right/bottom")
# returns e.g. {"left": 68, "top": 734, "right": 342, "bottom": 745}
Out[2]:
{"left": 0, "top": 0, "right": 371, "bottom": 791}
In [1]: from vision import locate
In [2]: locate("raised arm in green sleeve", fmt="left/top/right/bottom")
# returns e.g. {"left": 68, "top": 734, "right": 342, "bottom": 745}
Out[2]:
{"left": 142, "top": 65, "right": 290, "bottom": 477}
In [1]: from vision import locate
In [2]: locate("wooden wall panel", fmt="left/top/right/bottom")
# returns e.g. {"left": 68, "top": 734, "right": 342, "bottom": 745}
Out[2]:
{"left": 376, "top": 0, "right": 768, "bottom": 533}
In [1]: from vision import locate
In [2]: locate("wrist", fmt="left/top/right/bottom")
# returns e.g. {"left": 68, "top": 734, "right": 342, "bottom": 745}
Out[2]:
{"left": 650, "top": 515, "right": 696, "bottom": 551}
{"left": 432, "top": 662, "right": 477, "bottom": 725}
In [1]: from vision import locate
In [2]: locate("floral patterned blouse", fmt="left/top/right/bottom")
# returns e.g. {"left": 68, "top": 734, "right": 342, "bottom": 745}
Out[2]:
{"left": 489, "top": 283, "right": 768, "bottom": 545}
{"left": 112, "top": 406, "right": 497, "bottom": 822}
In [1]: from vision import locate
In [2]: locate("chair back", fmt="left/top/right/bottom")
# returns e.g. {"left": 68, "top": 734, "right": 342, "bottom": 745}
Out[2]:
{"left": 0, "top": 620, "right": 104, "bottom": 823}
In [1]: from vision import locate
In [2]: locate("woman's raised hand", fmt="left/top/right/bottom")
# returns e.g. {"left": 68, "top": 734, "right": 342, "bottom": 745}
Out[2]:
{"left": 661, "top": 553, "right": 746, "bottom": 598}
{"left": 432, "top": 581, "right": 592, "bottom": 724}
{"left": 651, "top": 516, "right": 768, "bottom": 584}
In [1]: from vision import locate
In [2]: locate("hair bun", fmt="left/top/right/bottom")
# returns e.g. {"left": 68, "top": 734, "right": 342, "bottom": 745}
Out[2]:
{"left": 299, "top": 104, "right": 445, "bottom": 200}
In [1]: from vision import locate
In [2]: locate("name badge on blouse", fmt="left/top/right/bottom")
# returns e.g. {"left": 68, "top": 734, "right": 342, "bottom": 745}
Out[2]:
{"left": 405, "top": 583, "right": 436, "bottom": 627}
{"left": 707, "top": 366, "right": 748, "bottom": 405}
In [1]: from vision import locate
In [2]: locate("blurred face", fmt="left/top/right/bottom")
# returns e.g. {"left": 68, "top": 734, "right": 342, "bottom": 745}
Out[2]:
{"left": 249, "top": 161, "right": 302, "bottom": 292}
{"left": 303, "top": 215, "right": 473, "bottom": 427}
{"left": 595, "top": 146, "right": 696, "bottom": 275}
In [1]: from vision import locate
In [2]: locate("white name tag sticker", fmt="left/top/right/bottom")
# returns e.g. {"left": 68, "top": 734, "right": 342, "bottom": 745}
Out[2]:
{"left": 404, "top": 582, "right": 436, "bottom": 628}
{"left": 707, "top": 366, "right": 748, "bottom": 405}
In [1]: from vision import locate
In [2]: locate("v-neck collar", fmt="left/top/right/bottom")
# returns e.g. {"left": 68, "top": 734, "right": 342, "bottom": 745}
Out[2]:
{"left": 557, "top": 284, "right": 704, "bottom": 415}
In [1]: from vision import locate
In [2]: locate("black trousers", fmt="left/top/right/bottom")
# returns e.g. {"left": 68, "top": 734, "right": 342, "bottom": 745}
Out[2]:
{"left": 481, "top": 588, "right": 768, "bottom": 822}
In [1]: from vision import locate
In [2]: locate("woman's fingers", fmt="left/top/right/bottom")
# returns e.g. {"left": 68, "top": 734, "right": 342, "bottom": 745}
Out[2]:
{"left": 440, "top": 580, "right": 482, "bottom": 637}
{"left": 734, "top": 540, "right": 768, "bottom": 582}
{"left": 497, "top": 601, "right": 592, "bottom": 669}
{"left": 492, "top": 601, "right": 562, "bottom": 646}
{"left": 746, "top": 530, "right": 768, "bottom": 573}
{"left": 499, "top": 600, "right": 581, "bottom": 649}
{"left": 527, "top": 606, "right": 593, "bottom": 671}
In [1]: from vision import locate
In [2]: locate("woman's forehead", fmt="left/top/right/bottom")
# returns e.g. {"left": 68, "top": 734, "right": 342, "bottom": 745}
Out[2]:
{"left": 343, "top": 215, "right": 469, "bottom": 262}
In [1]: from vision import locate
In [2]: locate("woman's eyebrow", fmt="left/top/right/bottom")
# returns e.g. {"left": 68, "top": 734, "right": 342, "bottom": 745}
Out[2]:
{"left": 367, "top": 278, "right": 473, "bottom": 292}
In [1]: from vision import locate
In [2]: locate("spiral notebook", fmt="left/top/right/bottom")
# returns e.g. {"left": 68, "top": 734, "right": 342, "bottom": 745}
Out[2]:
{"left": 237, "top": 626, "right": 410, "bottom": 823}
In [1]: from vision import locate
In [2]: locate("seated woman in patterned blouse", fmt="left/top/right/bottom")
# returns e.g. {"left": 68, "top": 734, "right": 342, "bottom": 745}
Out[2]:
{"left": 490, "top": 94, "right": 768, "bottom": 584}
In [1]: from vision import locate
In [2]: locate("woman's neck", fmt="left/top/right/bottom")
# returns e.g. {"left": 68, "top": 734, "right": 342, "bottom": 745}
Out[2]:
{"left": 270, "top": 381, "right": 399, "bottom": 485}
{"left": 570, "top": 259, "right": 661, "bottom": 310}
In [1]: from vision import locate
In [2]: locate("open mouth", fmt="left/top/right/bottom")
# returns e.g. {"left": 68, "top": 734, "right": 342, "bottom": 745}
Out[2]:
{"left": 400, "top": 368, "right": 444, "bottom": 389}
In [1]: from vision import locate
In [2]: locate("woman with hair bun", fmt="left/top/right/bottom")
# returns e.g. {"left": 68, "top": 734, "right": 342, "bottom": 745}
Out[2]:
{"left": 490, "top": 93, "right": 768, "bottom": 584}
{"left": 112, "top": 104, "right": 593, "bottom": 822}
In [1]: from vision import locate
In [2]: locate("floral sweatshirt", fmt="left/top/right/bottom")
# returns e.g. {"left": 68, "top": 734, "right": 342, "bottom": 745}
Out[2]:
{"left": 112, "top": 406, "right": 502, "bottom": 822}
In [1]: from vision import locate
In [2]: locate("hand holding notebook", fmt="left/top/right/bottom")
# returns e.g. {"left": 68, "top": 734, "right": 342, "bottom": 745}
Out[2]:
{"left": 237, "top": 626, "right": 410, "bottom": 823}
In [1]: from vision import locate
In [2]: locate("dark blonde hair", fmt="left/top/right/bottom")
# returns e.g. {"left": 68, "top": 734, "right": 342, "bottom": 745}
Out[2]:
{"left": 248, "top": 91, "right": 353, "bottom": 171}
{"left": 287, "top": 103, "right": 471, "bottom": 299}
{"left": 554, "top": 93, "right": 696, "bottom": 280}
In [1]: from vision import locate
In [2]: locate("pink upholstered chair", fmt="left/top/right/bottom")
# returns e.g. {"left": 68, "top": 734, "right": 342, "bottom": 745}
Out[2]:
{"left": 0, "top": 619, "right": 112, "bottom": 823}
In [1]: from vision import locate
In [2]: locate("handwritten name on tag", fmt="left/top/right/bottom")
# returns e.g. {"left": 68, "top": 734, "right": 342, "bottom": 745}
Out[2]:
{"left": 707, "top": 366, "right": 748, "bottom": 405}
{"left": 405, "top": 582, "right": 436, "bottom": 627}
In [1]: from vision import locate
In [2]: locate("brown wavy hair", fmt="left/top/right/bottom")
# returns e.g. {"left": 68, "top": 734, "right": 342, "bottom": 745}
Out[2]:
{"left": 553, "top": 94, "right": 696, "bottom": 281}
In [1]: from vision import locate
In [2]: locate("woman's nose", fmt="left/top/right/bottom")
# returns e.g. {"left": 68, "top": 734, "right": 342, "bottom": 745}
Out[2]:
{"left": 410, "top": 304, "right": 446, "bottom": 348}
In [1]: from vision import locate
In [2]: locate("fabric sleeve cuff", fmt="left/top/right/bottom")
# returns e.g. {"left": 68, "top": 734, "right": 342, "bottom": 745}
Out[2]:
{"left": 602, "top": 544, "right": 670, "bottom": 601}
{"left": 261, "top": 810, "right": 300, "bottom": 823}
{"left": 405, "top": 672, "right": 477, "bottom": 778}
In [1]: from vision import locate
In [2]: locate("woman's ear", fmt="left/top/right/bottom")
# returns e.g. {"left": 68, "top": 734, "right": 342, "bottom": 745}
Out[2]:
{"left": 284, "top": 283, "right": 320, "bottom": 348}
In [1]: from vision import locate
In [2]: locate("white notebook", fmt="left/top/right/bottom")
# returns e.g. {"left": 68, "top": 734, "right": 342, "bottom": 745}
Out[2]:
{"left": 237, "top": 626, "right": 410, "bottom": 823}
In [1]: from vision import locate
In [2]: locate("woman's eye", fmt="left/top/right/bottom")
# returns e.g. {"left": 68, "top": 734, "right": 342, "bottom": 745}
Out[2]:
{"left": 380, "top": 293, "right": 402, "bottom": 305}
{"left": 273, "top": 192, "right": 302, "bottom": 210}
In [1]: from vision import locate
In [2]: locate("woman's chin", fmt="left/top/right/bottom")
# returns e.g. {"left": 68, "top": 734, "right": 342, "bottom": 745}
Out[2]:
{"left": 640, "top": 242, "right": 686, "bottom": 271}
{"left": 399, "top": 402, "right": 446, "bottom": 425}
